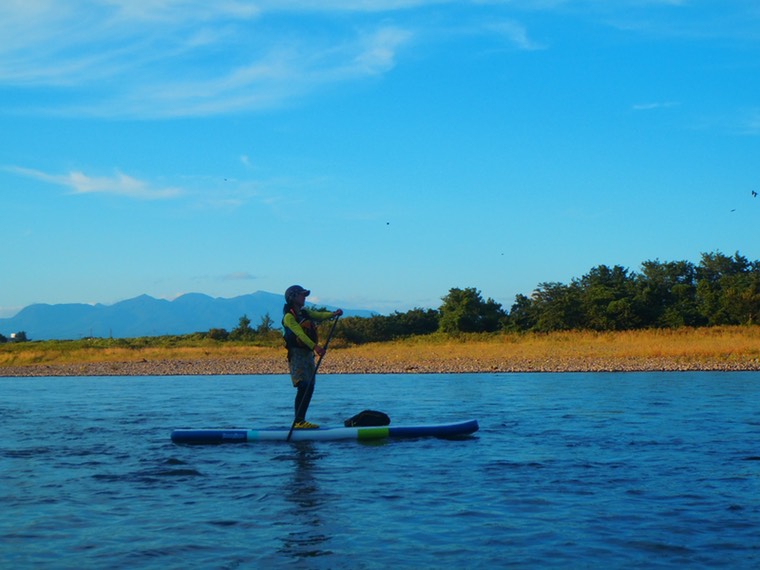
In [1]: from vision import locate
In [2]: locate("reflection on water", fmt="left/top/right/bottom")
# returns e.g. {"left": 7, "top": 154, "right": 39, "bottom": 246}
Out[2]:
{"left": 277, "top": 443, "right": 332, "bottom": 560}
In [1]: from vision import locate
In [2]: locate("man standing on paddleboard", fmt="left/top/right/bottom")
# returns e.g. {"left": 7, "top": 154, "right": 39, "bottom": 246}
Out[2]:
{"left": 282, "top": 285, "right": 342, "bottom": 429}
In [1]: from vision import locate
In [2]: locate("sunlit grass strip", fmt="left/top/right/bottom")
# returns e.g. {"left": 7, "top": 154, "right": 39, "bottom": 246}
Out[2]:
{"left": 323, "top": 327, "right": 760, "bottom": 372}
{"left": 340, "top": 327, "right": 760, "bottom": 357}
{"left": 1, "top": 326, "right": 759, "bottom": 372}
{"left": 0, "top": 341, "right": 281, "bottom": 367}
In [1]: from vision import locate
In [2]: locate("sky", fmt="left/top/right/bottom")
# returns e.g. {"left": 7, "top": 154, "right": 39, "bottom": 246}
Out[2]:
{"left": 2, "top": 0, "right": 760, "bottom": 318}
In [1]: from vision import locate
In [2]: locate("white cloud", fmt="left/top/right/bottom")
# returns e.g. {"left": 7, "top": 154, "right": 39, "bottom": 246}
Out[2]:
{"left": 2, "top": 1, "right": 756, "bottom": 118}
{"left": 747, "top": 110, "right": 760, "bottom": 135}
{"left": 222, "top": 272, "right": 257, "bottom": 281}
{"left": 254, "top": 0, "right": 450, "bottom": 11}
{"left": 0, "top": 1, "right": 417, "bottom": 118}
{"left": 726, "top": 108, "right": 760, "bottom": 136}
{"left": 0, "top": 305, "right": 23, "bottom": 318}
{"left": 488, "top": 20, "right": 546, "bottom": 50}
{"left": 353, "top": 27, "right": 414, "bottom": 74}
{"left": 94, "top": 25, "right": 413, "bottom": 118}
{"left": 7, "top": 166, "right": 183, "bottom": 200}
{"left": 632, "top": 101, "right": 680, "bottom": 111}
{"left": 101, "top": 0, "right": 261, "bottom": 22}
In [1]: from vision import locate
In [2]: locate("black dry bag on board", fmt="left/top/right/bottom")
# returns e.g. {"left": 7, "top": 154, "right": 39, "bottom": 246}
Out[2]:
{"left": 343, "top": 410, "right": 391, "bottom": 427}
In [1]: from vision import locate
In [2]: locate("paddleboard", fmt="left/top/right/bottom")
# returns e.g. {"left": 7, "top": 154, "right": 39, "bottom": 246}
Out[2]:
{"left": 171, "top": 419, "right": 479, "bottom": 444}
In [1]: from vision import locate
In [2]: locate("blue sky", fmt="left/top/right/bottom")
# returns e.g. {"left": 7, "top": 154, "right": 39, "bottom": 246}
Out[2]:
{"left": 2, "top": 1, "right": 760, "bottom": 318}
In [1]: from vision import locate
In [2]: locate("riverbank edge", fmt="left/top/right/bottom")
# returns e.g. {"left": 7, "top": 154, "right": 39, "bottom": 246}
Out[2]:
{"left": 3, "top": 354, "right": 760, "bottom": 377}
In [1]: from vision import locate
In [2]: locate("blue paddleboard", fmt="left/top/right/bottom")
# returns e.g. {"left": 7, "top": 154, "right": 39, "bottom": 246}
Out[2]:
{"left": 171, "top": 419, "right": 479, "bottom": 444}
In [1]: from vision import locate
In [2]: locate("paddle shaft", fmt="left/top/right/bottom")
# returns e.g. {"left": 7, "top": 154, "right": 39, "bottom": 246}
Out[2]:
{"left": 286, "top": 315, "right": 340, "bottom": 442}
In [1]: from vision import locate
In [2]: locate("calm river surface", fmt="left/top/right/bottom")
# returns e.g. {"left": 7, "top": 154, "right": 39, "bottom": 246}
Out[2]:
{"left": 2, "top": 372, "right": 759, "bottom": 569}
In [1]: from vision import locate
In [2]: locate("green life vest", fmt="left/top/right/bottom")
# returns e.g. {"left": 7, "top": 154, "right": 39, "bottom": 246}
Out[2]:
{"left": 283, "top": 308, "right": 318, "bottom": 349}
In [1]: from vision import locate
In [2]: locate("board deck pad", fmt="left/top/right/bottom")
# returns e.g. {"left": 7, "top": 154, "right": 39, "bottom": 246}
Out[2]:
{"left": 171, "top": 419, "right": 479, "bottom": 444}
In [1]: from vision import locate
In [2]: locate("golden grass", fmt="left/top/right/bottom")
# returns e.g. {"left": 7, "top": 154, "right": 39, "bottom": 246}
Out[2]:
{"left": 0, "top": 342, "right": 280, "bottom": 367}
{"left": 3, "top": 326, "right": 759, "bottom": 373}
{"left": 317, "top": 327, "right": 760, "bottom": 372}
{"left": 342, "top": 326, "right": 760, "bottom": 357}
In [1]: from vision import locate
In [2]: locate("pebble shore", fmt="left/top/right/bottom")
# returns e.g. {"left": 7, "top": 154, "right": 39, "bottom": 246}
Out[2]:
{"left": 2, "top": 352, "right": 759, "bottom": 377}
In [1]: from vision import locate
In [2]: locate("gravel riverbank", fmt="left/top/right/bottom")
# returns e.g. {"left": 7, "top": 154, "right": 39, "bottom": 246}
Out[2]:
{"left": 3, "top": 352, "right": 760, "bottom": 377}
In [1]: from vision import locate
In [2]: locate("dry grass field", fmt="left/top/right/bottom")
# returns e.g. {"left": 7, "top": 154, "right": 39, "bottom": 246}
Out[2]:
{"left": 2, "top": 326, "right": 760, "bottom": 376}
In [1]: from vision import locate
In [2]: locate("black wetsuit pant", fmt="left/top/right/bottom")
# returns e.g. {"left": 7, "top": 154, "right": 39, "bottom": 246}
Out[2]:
{"left": 294, "top": 377, "right": 315, "bottom": 422}
{"left": 288, "top": 347, "right": 317, "bottom": 423}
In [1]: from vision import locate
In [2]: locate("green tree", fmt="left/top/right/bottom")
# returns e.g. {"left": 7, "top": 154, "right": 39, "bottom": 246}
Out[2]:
{"left": 230, "top": 314, "right": 255, "bottom": 340}
{"left": 391, "top": 308, "right": 439, "bottom": 336}
{"left": 530, "top": 282, "right": 583, "bottom": 332}
{"left": 335, "top": 308, "right": 439, "bottom": 344}
{"left": 696, "top": 251, "right": 760, "bottom": 325}
{"left": 335, "top": 316, "right": 374, "bottom": 344}
{"left": 207, "top": 328, "right": 229, "bottom": 340}
{"left": 635, "top": 259, "right": 701, "bottom": 327}
{"left": 438, "top": 287, "right": 505, "bottom": 334}
{"left": 506, "top": 293, "right": 538, "bottom": 331}
{"left": 575, "top": 265, "right": 639, "bottom": 330}
{"left": 256, "top": 313, "right": 275, "bottom": 334}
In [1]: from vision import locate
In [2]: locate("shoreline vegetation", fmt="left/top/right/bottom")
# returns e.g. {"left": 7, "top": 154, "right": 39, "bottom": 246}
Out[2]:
{"left": 1, "top": 326, "right": 759, "bottom": 377}
{"left": 4, "top": 250, "right": 760, "bottom": 377}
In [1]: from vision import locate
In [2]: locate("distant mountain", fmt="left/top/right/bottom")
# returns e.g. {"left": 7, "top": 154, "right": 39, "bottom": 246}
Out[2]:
{"left": 0, "top": 291, "right": 376, "bottom": 341}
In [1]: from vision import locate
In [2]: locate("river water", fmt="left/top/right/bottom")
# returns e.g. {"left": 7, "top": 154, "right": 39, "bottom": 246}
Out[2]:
{"left": 1, "top": 372, "right": 759, "bottom": 569}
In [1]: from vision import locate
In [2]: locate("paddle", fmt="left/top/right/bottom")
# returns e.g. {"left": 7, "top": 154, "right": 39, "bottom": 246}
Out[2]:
{"left": 286, "top": 315, "right": 340, "bottom": 442}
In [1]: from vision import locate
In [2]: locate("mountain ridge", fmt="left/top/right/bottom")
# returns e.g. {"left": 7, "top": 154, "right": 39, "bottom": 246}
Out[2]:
{"left": 0, "top": 291, "right": 376, "bottom": 341}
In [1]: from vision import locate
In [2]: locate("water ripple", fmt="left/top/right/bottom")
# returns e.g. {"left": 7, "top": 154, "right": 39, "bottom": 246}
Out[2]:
{"left": 2, "top": 372, "right": 760, "bottom": 569}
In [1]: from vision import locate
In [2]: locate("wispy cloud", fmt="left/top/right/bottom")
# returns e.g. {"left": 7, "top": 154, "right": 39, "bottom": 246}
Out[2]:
{"left": 254, "top": 1, "right": 449, "bottom": 11}
{"left": 0, "top": 305, "right": 23, "bottom": 319}
{"left": 594, "top": 0, "right": 760, "bottom": 41}
{"left": 103, "top": 0, "right": 261, "bottom": 22}
{"left": 487, "top": 20, "right": 546, "bottom": 51}
{"left": 221, "top": 272, "right": 257, "bottom": 281}
{"left": 106, "top": 24, "right": 413, "bottom": 118}
{"left": 2, "top": 1, "right": 758, "bottom": 119}
{"left": 7, "top": 166, "right": 183, "bottom": 200}
{"left": 0, "top": 2, "right": 417, "bottom": 118}
{"left": 352, "top": 27, "right": 413, "bottom": 74}
{"left": 746, "top": 109, "right": 760, "bottom": 135}
{"left": 713, "top": 108, "right": 760, "bottom": 136}
{"left": 632, "top": 101, "right": 680, "bottom": 111}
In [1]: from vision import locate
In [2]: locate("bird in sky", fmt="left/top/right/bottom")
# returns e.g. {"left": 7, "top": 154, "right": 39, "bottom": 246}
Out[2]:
{"left": 753, "top": 190, "right": 758, "bottom": 198}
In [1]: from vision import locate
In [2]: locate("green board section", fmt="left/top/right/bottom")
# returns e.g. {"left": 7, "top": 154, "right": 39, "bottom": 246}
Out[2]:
{"left": 357, "top": 427, "right": 390, "bottom": 440}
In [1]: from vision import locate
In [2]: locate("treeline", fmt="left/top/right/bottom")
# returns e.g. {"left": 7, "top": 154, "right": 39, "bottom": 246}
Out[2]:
{"left": 331, "top": 250, "right": 760, "bottom": 342}
{"left": 6, "top": 250, "right": 756, "bottom": 346}
{"left": 204, "top": 250, "right": 760, "bottom": 345}
{"left": 511, "top": 251, "right": 760, "bottom": 331}
{"left": 0, "top": 331, "right": 28, "bottom": 344}
{"left": 203, "top": 314, "right": 279, "bottom": 342}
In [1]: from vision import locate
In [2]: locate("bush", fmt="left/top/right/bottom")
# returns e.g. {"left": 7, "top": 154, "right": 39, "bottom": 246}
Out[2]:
{"left": 207, "top": 328, "right": 229, "bottom": 341}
